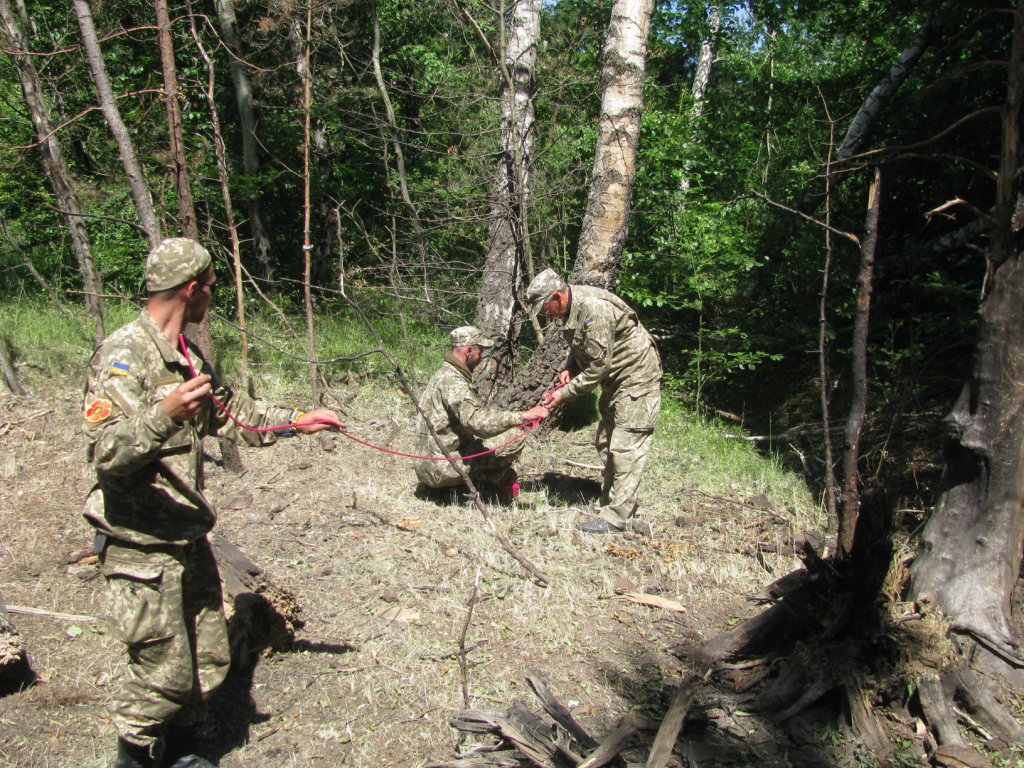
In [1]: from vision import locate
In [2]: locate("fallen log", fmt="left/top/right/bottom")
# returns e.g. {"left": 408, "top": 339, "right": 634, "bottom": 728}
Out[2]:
{"left": 210, "top": 531, "right": 304, "bottom": 661}
{"left": 577, "top": 712, "right": 646, "bottom": 768}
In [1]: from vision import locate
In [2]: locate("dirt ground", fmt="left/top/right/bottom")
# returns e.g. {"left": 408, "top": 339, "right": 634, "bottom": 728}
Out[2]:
{"left": 0, "top": 383, "right": 832, "bottom": 768}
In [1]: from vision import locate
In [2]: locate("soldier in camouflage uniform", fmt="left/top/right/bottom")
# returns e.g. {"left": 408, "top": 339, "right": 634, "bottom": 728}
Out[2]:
{"left": 526, "top": 269, "right": 662, "bottom": 533}
{"left": 82, "top": 238, "right": 342, "bottom": 768}
{"left": 414, "top": 326, "right": 548, "bottom": 499}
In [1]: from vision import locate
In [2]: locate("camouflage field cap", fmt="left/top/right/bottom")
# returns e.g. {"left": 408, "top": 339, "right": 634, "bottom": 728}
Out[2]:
{"left": 450, "top": 326, "right": 495, "bottom": 348}
{"left": 145, "top": 238, "right": 213, "bottom": 292}
{"left": 525, "top": 268, "right": 566, "bottom": 314}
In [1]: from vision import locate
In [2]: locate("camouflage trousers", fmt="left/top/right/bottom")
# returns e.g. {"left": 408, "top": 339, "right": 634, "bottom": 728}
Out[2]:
{"left": 100, "top": 536, "right": 231, "bottom": 749}
{"left": 594, "top": 387, "right": 661, "bottom": 527}
{"left": 415, "top": 426, "right": 526, "bottom": 489}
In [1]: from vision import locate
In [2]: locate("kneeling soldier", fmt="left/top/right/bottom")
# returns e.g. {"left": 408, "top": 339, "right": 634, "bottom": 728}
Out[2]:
{"left": 415, "top": 326, "right": 548, "bottom": 500}
{"left": 82, "top": 238, "right": 343, "bottom": 768}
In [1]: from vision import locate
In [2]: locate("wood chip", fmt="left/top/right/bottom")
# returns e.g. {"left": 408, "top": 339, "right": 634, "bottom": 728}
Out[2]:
{"left": 376, "top": 606, "right": 420, "bottom": 622}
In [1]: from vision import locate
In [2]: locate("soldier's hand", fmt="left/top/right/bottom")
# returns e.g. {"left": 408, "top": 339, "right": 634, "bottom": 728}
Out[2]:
{"left": 543, "top": 390, "right": 564, "bottom": 409}
{"left": 557, "top": 369, "right": 572, "bottom": 386}
{"left": 522, "top": 404, "right": 549, "bottom": 423}
{"left": 294, "top": 409, "right": 345, "bottom": 434}
{"left": 163, "top": 375, "right": 212, "bottom": 423}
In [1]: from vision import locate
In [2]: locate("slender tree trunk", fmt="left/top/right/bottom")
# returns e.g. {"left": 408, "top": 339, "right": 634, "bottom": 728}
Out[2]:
{"left": 214, "top": 0, "right": 274, "bottom": 285}
{"left": 909, "top": 0, "right": 1024, "bottom": 658}
{"left": 838, "top": 168, "right": 882, "bottom": 558}
{"left": 679, "top": 4, "right": 720, "bottom": 199}
{"left": 0, "top": 337, "right": 25, "bottom": 396}
{"left": 188, "top": 3, "right": 249, "bottom": 391}
{"left": 371, "top": 1, "right": 432, "bottom": 302}
{"left": 498, "top": 0, "right": 654, "bottom": 409}
{"left": 572, "top": 0, "right": 656, "bottom": 289}
{"left": 301, "top": 1, "right": 320, "bottom": 406}
{"left": 0, "top": 0, "right": 104, "bottom": 346}
{"left": 819, "top": 97, "right": 838, "bottom": 534}
{"left": 156, "top": 0, "right": 242, "bottom": 472}
{"left": 73, "top": 0, "right": 160, "bottom": 248}
{"left": 0, "top": 212, "right": 68, "bottom": 315}
{"left": 474, "top": 0, "right": 541, "bottom": 396}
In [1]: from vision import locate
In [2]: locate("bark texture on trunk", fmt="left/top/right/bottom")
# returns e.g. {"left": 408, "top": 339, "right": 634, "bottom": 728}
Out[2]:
{"left": 838, "top": 168, "right": 881, "bottom": 557}
{"left": 0, "top": 0, "right": 105, "bottom": 347}
{"left": 572, "top": 0, "right": 655, "bottom": 289}
{"left": 474, "top": 0, "right": 541, "bottom": 395}
{"left": 679, "top": 4, "right": 719, "bottom": 199}
{"left": 73, "top": 0, "right": 161, "bottom": 248}
{"left": 909, "top": 0, "right": 1024, "bottom": 655}
{"left": 215, "top": 0, "right": 274, "bottom": 284}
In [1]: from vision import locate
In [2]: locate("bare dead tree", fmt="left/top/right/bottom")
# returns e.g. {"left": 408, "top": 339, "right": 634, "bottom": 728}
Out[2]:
{"left": 838, "top": 167, "right": 882, "bottom": 558}
{"left": 300, "top": 0, "right": 320, "bottom": 406}
{"left": 72, "top": 0, "right": 161, "bottom": 248}
{"left": 817, "top": 89, "right": 838, "bottom": 535}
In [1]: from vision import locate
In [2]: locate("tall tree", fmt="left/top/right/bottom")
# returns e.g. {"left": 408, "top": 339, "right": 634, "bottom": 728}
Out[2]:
{"left": 571, "top": 0, "right": 656, "bottom": 288}
{"left": 214, "top": 0, "right": 274, "bottom": 284}
{"left": 73, "top": 0, "right": 161, "bottom": 248}
{"left": 499, "top": 0, "right": 655, "bottom": 408}
{"left": 678, "top": 4, "right": 719, "bottom": 199}
{"left": 471, "top": 0, "right": 542, "bottom": 390}
{"left": 908, "top": 0, "right": 1024, "bottom": 665}
{"left": 0, "top": 0, "right": 105, "bottom": 346}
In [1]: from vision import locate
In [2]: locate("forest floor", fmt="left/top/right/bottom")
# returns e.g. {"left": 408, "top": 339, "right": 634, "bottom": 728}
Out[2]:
{"left": 0, "top": 369, "right": 872, "bottom": 768}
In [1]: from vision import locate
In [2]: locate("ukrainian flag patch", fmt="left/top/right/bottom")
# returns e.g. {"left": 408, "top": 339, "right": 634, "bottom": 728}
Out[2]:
{"left": 584, "top": 317, "right": 594, "bottom": 328}
{"left": 111, "top": 361, "right": 130, "bottom": 376}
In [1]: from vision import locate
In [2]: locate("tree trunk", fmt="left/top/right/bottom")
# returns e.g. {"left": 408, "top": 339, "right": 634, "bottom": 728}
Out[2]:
{"left": 156, "top": 0, "right": 243, "bottom": 473}
{"left": 0, "top": 337, "right": 25, "bottom": 396}
{"left": 300, "top": 1, "right": 320, "bottom": 406}
{"left": 214, "top": 0, "right": 274, "bottom": 285}
{"left": 498, "top": 0, "right": 654, "bottom": 409}
{"left": 572, "top": 0, "right": 655, "bottom": 289}
{"left": 371, "top": 2, "right": 432, "bottom": 303}
{"left": 838, "top": 168, "right": 881, "bottom": 558}
{"left": 679, "top": 4, "right": 720, "bottom": 199}
{"left": 0, "top": 0, "right": 105, "bottom": 347}
{"left": 73, "top": 0, "right": 161, "bottom": 248}
{"left": 474, "top": 0, "right": 541, "bottom": 396}
{"left": 908, "top": 0, "right": 1024, "bottom": 658}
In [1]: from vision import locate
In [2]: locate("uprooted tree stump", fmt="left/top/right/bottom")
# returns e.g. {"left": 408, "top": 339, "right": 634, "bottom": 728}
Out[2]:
{"left": 681, "top": 535, "right": 1024, "bottom": 768}
{"left": 0, "top": 591, "right": 29, "bottom": 693}
{"left": 210, "top": 532, "right": 304, "bottom": 663}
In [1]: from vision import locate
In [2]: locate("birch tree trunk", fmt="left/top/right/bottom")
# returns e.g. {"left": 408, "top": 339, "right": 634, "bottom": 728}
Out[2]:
{"left": 498, "top": 0, "right": 654, "bottom": 409}
{"left": 73, "top": 0, "right": 161, "bottom": 248}
{"left": 215, "top": 0, "right": 274, "bottom": 284}
{"left": 0, "top": 0, "right": 105, "bottom": 346}
{"left": 908, "top": 0, "right": 1024, "bottom": 660}
{"left": 571, "top": 0, "right": 655, "bottom": 289}
{"left": 678, "top": 4, "right": 719, "bottom": 199}
{"left": 474, "top": 0, "right": 541, "bottom": 395}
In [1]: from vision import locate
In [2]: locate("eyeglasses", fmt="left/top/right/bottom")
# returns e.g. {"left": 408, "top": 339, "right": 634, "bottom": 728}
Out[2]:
{"left": 199, "top": 280, "right": 217, "bottom": 295}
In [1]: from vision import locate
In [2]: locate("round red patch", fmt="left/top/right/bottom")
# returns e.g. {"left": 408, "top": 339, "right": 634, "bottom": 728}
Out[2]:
{"left": 84, "top": 398, "right": 113, "bottom": 423}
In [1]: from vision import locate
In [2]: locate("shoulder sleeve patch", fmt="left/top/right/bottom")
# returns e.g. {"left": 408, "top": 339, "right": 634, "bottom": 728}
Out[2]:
{"left": 110, "top": 361, "right": 130, "bottom": 376}
{"left": 84, "top": 398, "right": 114, "bottom": 423}
{"left": 584, "top": 338, "right": 606, "bottom": 358}
{"left": 584, "top": 317, "right": 595, "bottom": 328}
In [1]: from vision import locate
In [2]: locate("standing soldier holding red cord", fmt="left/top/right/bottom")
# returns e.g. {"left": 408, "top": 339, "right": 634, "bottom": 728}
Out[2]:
{"left": 81, "top": 237, "right": 342, "bottom": 768}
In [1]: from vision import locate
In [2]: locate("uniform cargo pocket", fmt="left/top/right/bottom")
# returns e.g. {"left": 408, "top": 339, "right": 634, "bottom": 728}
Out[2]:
{"left": 101, "top": 549, "right": 174, "bottom": 646}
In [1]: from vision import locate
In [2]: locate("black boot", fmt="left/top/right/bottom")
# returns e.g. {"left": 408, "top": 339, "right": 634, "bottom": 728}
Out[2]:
{"left": 161, "top": 725, "right": 215, "bottom": 768}
{"left": 114, "top": 738, "right": 155, "bottom": 768}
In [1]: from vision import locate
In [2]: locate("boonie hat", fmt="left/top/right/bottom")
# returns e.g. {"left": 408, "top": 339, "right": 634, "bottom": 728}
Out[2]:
{"left": 145, "top": 238, "right": 213, "bottom": 292}
{"left": 525, "top": 268, "right": 565, "bottom": 315}
{"left": 450, "top": 326, "right": 495, "bottom": 348}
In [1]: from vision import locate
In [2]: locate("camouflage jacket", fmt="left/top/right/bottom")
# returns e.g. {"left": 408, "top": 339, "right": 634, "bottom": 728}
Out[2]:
{"left": 414, "top": 354, "right": 524, "bottom": 462}
{"left": 559, "top": 285, "right": 662, "bottom": 402}
{"left": 82, "top": 310, "right": 294, "bottom": 546}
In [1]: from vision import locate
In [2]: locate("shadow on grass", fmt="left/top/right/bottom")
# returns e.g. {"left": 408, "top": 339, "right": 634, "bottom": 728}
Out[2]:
{"left": 522, "top": 472, "right": 602, "bottom": 506}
